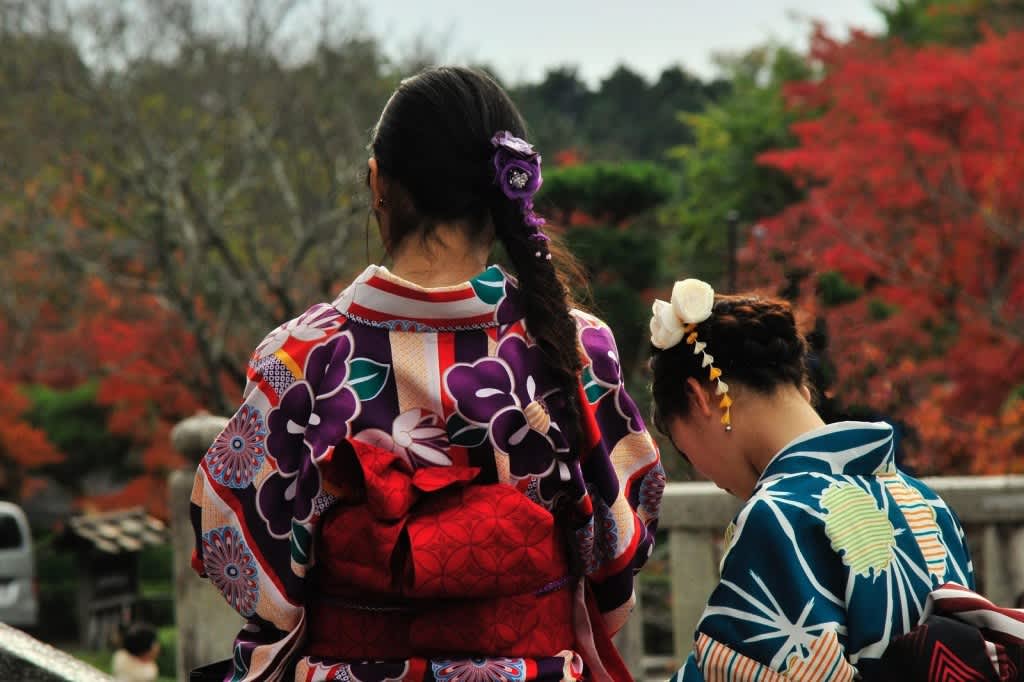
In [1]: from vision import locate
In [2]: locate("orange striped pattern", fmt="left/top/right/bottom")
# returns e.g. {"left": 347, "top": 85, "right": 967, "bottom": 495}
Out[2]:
{"left": 694, "top": 631, "right": 856, "bottom": 681}
{"left": 880, "top": 474, "right": 948, "bottom": 579}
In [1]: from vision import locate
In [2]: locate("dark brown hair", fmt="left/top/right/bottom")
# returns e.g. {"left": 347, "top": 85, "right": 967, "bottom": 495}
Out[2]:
{"left": 370, "top": 66, "right": 583, "bottom": 442}
{"left": 649, "top": 295, "right": 808, "bottom": 434}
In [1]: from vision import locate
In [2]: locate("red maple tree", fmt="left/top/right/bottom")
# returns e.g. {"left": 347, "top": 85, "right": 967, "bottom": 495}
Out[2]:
{"left": 3, "top": 175, "right": 207, "bottom": 516}
{"left": 750, "top": 26, "right": 1024, "bottom": 473}
{"left": 0, "top": 319, "right": 63, "bottom": 500}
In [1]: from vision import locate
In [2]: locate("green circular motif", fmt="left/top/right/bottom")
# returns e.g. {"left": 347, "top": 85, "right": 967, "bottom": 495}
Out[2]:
{"left": 820, "top": 483, "right": 895, "bottom": 578}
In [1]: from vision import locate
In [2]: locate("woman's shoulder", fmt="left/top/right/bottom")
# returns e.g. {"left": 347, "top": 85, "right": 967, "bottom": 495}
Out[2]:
{"left": 250, "top": 303, "right": 348, "bottom": 362}
{"left": 244, "top": 303, "right": 351, "bottom": 395}
{"left": 570, "top": 309, "right": 632, "bottom": 381}
{"left": 570, "top": 308, "right": 610, "bottom": 331}
{"left": 570, "top": 309, "right": 621, "bottom": 353}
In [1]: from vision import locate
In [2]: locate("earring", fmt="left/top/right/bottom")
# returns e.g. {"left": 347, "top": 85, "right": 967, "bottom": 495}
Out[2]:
{"left": 376, "top": 197, "right": 385, "bottom": 208}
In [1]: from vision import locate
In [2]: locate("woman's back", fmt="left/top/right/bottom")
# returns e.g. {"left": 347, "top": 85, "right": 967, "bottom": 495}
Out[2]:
{"left": 192, "top": 264, "right": 663, "bottom": 680}
{"left": 672, "top": 421, "right": 973, "bottom": 681}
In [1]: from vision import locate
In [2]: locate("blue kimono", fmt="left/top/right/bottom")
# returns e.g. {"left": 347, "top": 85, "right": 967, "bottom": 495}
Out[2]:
{"left": 672, "top": 421, "right": 974, "bottom": 681}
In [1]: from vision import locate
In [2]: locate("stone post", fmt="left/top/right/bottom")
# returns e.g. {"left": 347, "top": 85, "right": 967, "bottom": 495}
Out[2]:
{"left": 613, "top": 587, "right": 645, "bottom": 680}
{"left": 169, "top": 415, "right": 241, "bottom": 680}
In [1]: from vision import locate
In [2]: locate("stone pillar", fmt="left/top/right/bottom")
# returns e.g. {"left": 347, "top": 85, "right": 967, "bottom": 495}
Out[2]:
{"left": 669, "top": 528, "right": 718, "bottom": 666}
{"left": 614, "top": 587, "right": 645, "bottom": 680}
{"left": 169, "top": 415, "right": 241, "bottom": 680}
{"left": 1007, "top": 528, "right": 1024, "bottom": 607}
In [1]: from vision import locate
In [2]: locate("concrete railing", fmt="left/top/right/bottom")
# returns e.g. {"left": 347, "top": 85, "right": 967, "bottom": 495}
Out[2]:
{"left": 168, "top": 415, "right": 1024, "bottom": 680}
{"left": 627, "top": 476, "right": 1024, "bottom": 677}
{"left": 0, "top": 623, "right": 112, "bottom": 681}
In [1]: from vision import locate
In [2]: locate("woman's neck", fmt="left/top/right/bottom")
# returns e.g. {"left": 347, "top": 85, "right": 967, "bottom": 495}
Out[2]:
{"left": 388, "top": 226, "right": 491, "bottom": 288}
{"left": 741, "top": 388, "right": 827, "bottom": 479}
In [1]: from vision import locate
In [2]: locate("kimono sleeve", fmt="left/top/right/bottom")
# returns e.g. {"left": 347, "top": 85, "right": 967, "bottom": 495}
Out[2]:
{"left": 673, "top": 490, "right": 858, "bottom": 681}
{"left": 573, "top": 312, "right": 665, "bottom": 634}
{"left": 189, "top": 304, "right": 348, "bottom": 680}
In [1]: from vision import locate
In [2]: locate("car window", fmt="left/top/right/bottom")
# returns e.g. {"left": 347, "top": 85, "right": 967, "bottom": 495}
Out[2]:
{"left": 0, "top": 514, "right": 24, "bottom": 550}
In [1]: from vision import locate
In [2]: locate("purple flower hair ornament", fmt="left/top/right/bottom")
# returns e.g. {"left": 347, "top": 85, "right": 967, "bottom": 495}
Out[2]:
{"left": 491, "top": 131, "right": 550, "bottom": 256}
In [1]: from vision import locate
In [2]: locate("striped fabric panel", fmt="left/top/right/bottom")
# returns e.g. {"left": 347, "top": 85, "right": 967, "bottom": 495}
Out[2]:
{"left": 694, "top": 631, "right": 855, "bottom": 682}
{"left": 880, "top": 475, "right": 948, "bottom": 579}
{"left": 820, "top": 483, "right": 896, "bottom": 577}
{"left": 333, "top": 265, "right": 508, "bottom": 331}
{"left": 929, "top": 583, "right": 1024, "bottom": 645}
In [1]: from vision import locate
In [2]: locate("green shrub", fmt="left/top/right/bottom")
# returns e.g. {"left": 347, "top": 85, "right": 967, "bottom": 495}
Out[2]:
{"left": 817, "top": 270, "right": 863, "bottom": 306}
{"left": 156, "top": 626, "right": 177, "bottom": 678}
{"left": 137, "top": 595, "right": 175, "bottom": 628}
{"left": 139, "top": 544, "right": 174, "bottom": 583}
{"left": 868, "top": 298, "right": 898, "bottom": 321}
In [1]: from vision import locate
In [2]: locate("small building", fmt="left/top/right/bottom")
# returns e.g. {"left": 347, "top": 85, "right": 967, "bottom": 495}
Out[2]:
{"left": 57, "top": 508, "right": 167, "bottom": 649}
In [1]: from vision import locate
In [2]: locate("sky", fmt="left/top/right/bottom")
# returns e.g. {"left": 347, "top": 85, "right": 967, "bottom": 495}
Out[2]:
{"left": 364, "top": 0, "right": 887, "bottom": 85}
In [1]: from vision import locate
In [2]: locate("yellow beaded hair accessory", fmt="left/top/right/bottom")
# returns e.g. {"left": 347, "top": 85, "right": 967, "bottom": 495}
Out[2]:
{"left": 650, "top": 279, "right": 732, "bottom": 431}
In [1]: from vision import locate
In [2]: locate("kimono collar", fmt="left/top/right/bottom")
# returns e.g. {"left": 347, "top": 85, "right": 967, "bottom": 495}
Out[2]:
{"left": 333, "top": 264, "right": 523, "bottom": 332}
{"left": 757, "top": 421, "right": 897, "bottom": 485}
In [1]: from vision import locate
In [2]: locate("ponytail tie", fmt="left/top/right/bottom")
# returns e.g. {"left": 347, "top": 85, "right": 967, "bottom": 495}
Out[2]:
{"left": 491, "top": 131, "right": 549, "bottom": 257}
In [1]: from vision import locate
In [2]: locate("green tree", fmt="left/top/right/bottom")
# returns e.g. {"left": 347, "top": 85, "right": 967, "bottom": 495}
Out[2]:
{"left": 25, "top": 383, "right": 134, "bottom": 495}
{"left": 538, "top": 162, "right": 675, "bottom": 383}
{"left": 512, "top": 65, "right": 726, "bottom": 162}
{"left": 0, "top": 0, "right": 399, "bottom": 413}
{"left": 663, "top": 45, "right": 810, "bottom": 286}
{"left": 541, "top": 161, "right": 675, "bottom": 224}
{"left": 879, "top": 0, "right": 1024, "bottom": 45}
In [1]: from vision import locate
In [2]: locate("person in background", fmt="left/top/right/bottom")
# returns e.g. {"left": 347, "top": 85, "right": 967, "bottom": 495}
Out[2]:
{"left": 647, "top": 278, "right": 973, "bottom": 681}
{"left": 111, "top": 623, "right": 159, "bottom": 682}
{"left": 190, "top": 66, "right": 665, "bottom": 681}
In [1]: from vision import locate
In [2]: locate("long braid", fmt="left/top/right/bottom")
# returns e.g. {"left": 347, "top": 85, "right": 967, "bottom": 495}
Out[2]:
{"left": 491, "top": 199, "right": 584, "bottom": 447}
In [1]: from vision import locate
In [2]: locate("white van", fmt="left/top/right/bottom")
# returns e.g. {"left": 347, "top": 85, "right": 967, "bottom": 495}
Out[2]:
{"left": 0, "top": 502, "right": 38, "bottom": 627}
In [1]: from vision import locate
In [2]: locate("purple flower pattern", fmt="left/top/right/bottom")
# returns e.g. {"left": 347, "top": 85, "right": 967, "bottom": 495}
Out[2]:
{"left": 445, "top": 335, "right": 568, "bottom": 479}
{"left": 258, "top": 333, "right": 360, "bottom": 537}
{"left": 202, "top": 526, "right": 260, "bottom": 617}
{"left": 354, "top": 408, "right": 452, "bottom": 470}
{"left": 580, "top": 325, "right": 643, "bottom": 433}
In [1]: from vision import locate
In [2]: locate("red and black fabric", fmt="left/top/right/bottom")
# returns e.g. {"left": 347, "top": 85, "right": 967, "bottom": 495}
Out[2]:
{"left": 872, "top": 583, "right": 1024, "bottom": 681}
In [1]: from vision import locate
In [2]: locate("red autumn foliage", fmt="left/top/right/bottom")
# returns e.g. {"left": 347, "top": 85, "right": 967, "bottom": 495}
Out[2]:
{"left": 77, "top": 474, "right": 170, "bottom": 522}
{"left": 750, "top": 26, "right": 1024, "bottom": 474}
{"left": 4, "top": 235, "right": 203, "bottom": 516}
{"left": 554, "top": 148, "right": 585, "bottom": 167}
{"left": 0, "top": 364, "right": 63, "bottom": 498}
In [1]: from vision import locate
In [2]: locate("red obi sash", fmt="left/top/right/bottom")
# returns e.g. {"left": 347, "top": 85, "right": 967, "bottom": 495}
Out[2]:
{"left": 305, "top": 439, "right": 576, "bottom": 660}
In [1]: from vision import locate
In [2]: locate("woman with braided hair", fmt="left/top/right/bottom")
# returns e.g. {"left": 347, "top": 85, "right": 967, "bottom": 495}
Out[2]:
{"left": 188, "top": 66, "right": 664, "bottom": 681}
{"left": 649, "top": 280, "right": 974, "bottom": 681}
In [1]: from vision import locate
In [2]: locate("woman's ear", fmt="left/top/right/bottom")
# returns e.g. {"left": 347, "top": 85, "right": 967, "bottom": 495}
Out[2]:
{"left": 686, "top": 377, "right": 714, "bottom": 419}
{"left": 368, "top": 157, "right": 385, "bottom": 207}
{"left": 800, "top": 383, "right": 813, "bottom": 404}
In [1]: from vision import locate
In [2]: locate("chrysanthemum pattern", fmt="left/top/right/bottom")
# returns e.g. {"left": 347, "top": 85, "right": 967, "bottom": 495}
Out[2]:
{"left": 204, "top": 405, "right": 267, "bottom": 489}
{"left": 432, "top": 658, "right": 527, "bottom": 682}
{"left": 202, "top": 526, "right": 259, "bottom": 617}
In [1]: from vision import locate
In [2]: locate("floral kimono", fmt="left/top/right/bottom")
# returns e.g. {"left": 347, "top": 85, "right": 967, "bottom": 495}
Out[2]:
{"left": 190, "top": 265, "right": 665, "bottom": 682}
{"left": 672, "top": 421, "right": 974, "bottom": 682}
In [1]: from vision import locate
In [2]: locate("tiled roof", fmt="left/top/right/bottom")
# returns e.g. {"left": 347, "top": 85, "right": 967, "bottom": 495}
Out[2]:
{"left": 65, "top": 507, "right": 167, "bottom": 555}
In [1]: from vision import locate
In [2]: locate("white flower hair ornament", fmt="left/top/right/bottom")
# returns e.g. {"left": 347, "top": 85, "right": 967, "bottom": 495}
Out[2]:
{"left": 650, "top": 278, "right": 733, "bottom": 431}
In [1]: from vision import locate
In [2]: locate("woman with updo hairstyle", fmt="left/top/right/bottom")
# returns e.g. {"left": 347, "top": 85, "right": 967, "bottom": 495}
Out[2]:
{"left": 189, "top": 66, "right": 664, "bottom": 682}
{"left": 649, "top": 280, "right": 975, "bottom": 682}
